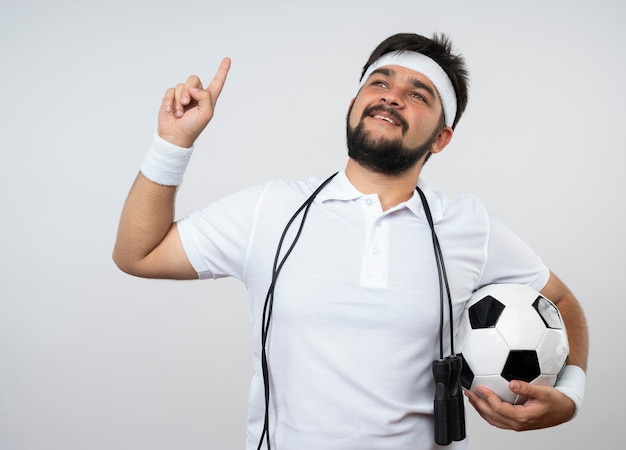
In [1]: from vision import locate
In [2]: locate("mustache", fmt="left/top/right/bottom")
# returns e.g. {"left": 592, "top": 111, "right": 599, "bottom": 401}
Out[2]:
{"left": 362, "top": 105, "right": 409, "bottom": 132}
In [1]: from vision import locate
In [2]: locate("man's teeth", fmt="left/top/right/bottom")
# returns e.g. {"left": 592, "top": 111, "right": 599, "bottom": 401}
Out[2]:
{"left": 374, "top": 114, "right": 394, "bottom": 124}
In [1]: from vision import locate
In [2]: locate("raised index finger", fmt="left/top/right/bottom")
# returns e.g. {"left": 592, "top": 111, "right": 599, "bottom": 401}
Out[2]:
{"left": 207, "top": 57, "right": 231, "bottom": 103}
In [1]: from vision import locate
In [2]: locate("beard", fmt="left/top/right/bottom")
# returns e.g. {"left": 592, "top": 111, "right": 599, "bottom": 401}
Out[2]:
{"left": 346, "top": 105, "right": 440, "bottom": 176}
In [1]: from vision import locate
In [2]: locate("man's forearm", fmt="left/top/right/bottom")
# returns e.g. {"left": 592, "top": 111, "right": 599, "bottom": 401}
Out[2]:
{"left": 556, "top": 291, "right": 589, "bottom": 371}
{"left": 541, "top": 273, "right": 589, "bottom": 371}
{"left": 112, "top": 172, "right": 178, "bottom": 274}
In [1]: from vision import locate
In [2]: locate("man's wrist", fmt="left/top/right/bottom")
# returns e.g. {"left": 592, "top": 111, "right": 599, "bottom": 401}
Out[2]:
{"left": 554, "top": 365, "right": 586, "bottom": 419}
{"left": 140, "top": 133, "right": 194, "bottom": 186}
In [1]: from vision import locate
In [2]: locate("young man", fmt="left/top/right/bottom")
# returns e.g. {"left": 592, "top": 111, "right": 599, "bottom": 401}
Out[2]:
{"left": 113, "top": 33, "right": 588, "bottom": 449}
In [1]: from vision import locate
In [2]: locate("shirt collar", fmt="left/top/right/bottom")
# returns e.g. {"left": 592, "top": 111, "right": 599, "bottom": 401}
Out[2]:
{"left": 411, "top": 178, "right": 444, "bottom": 223}
{"left": 314, "top": 170, "right": 444, "bottom": 223}
{"left": 314, "top": 170, "right": 366, "bottom": 202}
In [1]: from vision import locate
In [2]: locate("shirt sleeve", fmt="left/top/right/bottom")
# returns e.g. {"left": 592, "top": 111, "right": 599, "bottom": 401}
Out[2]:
{"left": 176, "top": 183, "right": 268, "bottom": 280}
{"left": 478, "top": 214, "right": 550, "bottom": 292}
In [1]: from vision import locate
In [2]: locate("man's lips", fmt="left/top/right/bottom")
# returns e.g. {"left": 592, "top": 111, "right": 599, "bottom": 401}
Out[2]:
{"left": 372, "top": 113, "right": 397, "bottom": 125}
{"left": 363, "top": 106, "right": 408, "bottom": 131}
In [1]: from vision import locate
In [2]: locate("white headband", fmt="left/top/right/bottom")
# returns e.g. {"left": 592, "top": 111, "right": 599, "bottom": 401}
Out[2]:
{"left": 359, "top": 51, "right": 457, "bottom": 127}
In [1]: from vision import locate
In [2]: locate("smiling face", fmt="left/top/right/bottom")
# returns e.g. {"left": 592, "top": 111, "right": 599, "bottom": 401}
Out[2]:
{"left": 347, "top": 65, "right": 450, "bottom": 175}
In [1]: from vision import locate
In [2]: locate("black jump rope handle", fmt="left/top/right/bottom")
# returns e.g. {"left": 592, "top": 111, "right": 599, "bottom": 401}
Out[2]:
{"left": 446, "top": 355, "right": 466, "bottom": 442}
{"left": 433, "top": 359, "right": 452, "bottom": 445}
{"left": 433, "top": 356, "right": 466, "bottom": 445}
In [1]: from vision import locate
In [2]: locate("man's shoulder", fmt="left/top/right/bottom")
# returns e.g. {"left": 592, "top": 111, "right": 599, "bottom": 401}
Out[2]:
{"left": 258, "top": 175, "right": 330, "bottom": 201}
{"left": 422, "top": 183, "right": 489, "bottom": 222}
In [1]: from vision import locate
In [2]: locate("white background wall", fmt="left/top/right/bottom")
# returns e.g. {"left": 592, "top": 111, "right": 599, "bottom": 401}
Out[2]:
{"left": 1, "top": 0, "right": 623, "bottom": 448}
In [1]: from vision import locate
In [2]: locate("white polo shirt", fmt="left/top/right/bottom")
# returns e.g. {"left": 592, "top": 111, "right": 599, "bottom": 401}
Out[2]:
{"left": 177, "top": 170, "right": 549, "bottom": 450}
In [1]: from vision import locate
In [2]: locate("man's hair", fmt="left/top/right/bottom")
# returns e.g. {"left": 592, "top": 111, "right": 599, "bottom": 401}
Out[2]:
{"left": 361, "top": 33, "right": 469, "bottom": 129}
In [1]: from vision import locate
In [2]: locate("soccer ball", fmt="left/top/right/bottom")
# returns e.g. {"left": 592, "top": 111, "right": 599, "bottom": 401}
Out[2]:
{"left": 456, "top": 284, "right": 569, "bottom": 404}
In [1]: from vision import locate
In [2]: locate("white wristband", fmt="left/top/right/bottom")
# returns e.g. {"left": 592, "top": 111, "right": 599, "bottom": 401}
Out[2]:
{"left": 140, "top": 133, "right": 194, "bottom": 186}
{"left": 554, "top": 365, "right": 586, "bottom": 418}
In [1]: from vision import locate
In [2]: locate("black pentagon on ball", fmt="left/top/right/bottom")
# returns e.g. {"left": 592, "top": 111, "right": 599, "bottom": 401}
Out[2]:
{"left": 501, "top": 350, "right": 540, "bottom": 382}
{"left": 532, "top": 296, "right": 563, "bottom": 329}
{"left": 459, "top": 353, "right": 474, "bottom": 389}
{"left": 468, "top": 295, "right": 505, "bottom": 328}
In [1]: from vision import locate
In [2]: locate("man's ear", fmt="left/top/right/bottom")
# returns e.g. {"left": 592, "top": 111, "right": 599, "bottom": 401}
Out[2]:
{"left": 430, "top": 126, "right": 454, "bottom": 155}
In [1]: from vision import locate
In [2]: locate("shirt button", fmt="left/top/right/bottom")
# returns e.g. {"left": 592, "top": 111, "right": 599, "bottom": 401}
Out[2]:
{"left": 365, "top": 198, "right": 373, "bottom": 206}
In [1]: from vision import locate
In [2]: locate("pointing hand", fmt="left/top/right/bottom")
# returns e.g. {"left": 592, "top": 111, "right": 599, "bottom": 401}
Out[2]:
{"left": 157, "top": 57, "right": 231, "bottom": 148}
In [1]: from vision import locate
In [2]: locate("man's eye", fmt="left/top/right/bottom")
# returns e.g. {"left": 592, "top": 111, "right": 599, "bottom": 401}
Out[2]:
{"left": 372, "top": 81, "right": 387, "bottom": 88}
{"left": 410, "top": 92, "right": 426, "bottom": 102}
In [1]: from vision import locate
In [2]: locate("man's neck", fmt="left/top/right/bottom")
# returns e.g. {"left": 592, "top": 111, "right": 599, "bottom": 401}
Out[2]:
{"left": 344, "top": 159, "right": 423, "bottom": 211}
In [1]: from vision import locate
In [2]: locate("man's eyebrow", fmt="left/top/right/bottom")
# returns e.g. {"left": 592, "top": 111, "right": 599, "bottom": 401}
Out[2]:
{"left": 370, "top": 67, "right": 394, "bottom": 78}
{"left": 369, "top": 67, "right": 437, "bottom": 99}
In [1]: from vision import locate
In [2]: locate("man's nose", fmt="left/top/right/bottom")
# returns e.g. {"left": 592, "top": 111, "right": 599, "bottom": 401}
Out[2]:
{"left": 380, "top": 88, "right": 404, "bottom": 107}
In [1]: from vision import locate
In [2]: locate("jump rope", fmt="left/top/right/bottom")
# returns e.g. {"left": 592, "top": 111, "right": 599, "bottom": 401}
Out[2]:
{"left": 257, "top": 172, "right": 465, "bottom": 448}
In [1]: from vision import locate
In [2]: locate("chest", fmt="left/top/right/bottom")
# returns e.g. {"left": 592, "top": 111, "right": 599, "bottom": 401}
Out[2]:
{"left": 263, "top": 201, "right": 480, "bottom": 334}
